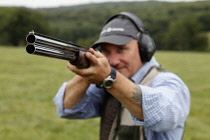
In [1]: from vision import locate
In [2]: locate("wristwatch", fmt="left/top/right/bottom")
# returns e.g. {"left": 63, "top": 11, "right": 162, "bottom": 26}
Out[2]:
{"left": 98, "top": 67, "right": 116, "bottom": 89}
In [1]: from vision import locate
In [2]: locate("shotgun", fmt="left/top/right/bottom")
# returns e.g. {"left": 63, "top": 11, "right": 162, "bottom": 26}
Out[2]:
{"left": 25, "top": 30, "right": 90, "bottom": 68}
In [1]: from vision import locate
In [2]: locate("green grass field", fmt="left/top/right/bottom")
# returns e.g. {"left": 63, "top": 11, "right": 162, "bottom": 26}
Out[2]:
{"left": 0, "top": 46, "right": 210, "bottom": 140}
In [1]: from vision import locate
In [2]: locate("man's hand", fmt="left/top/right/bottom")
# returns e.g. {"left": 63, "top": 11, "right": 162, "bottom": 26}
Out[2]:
{"left": 67, "top": 48, "right": 111, "bottom": 85}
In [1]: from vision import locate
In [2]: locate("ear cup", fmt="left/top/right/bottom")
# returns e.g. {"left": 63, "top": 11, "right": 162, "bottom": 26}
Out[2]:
{"left": 138, "top": 34, "right": 156, "bottom": 62}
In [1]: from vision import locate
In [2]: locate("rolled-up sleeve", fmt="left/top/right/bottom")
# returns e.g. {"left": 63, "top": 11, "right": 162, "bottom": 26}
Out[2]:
{"left": 133, "top": 72, "right": 190, "bottom": 132}
{"left": 53, "top": 82, "right": 68, "bottom": 117}
{"left": 53, "top": 83, "right": 106, "bottom": 119}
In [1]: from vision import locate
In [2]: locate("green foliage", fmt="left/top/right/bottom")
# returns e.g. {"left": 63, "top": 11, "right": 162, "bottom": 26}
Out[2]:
{"left": 0, "top": 1, "right": 210, "bottom": 50}
{"left": 164, "top": 17, "right": 208, "bottom": 50}
{"left": 0, "top": 8, "right": 50, "bottom": 46}
{"left": 1, "top": 46, "right": 210, "bottom": 140}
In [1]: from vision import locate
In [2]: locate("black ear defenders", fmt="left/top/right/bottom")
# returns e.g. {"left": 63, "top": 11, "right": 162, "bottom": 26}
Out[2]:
{"left": 105, "top": 11, "right": 156, "bottom": 63}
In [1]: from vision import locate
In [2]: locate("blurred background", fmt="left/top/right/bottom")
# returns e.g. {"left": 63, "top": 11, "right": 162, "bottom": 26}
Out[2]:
{"left": 0, "top": 0, "right": 209, "bottom": 50}
{"left": 0, "top": 0, "right": 210, "bottom": 140}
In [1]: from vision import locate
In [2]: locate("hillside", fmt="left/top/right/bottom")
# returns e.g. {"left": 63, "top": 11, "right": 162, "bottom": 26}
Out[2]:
{"left": 0, "top": 1, "right": 210, "bottom": 50}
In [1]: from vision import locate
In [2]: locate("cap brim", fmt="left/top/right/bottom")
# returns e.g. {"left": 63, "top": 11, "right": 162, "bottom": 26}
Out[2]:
{"left": 92, "top": 35, "right": 132, "bottom": 48}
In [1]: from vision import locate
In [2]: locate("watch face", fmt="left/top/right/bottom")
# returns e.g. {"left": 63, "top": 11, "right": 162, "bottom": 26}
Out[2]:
{"left": 101, "top": 67, "right": 116, "bottom": 89}
{"left": 104, "top": 80, "right": 114, "bottom": 88}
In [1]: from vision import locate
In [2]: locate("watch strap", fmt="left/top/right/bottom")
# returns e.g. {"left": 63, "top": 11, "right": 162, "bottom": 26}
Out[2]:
{"left": 110, "top": 67, "right": 116, "bottom": 79}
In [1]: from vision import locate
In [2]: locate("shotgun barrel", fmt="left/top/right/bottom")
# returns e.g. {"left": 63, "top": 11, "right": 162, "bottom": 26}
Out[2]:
{"left": 26, "top": 31, "right": 90, "bottom": 68}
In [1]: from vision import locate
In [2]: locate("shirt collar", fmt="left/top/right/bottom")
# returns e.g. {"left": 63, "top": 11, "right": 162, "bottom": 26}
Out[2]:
{"left": 131, "top": 57, "right": 160, "bottom": 84}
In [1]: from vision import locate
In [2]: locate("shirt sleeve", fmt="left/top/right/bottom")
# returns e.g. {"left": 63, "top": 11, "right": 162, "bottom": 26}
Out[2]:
{"left": 53, "top": 82, "right": 106, "bottom": 119}
{"left": 133, "top": 72, "right": 190, "bottom": 132}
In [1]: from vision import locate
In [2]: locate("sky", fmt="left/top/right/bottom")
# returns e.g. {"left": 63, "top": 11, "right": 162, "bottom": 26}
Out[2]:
{"left": 0, "top": 0, "right": 199, "bottom": 8}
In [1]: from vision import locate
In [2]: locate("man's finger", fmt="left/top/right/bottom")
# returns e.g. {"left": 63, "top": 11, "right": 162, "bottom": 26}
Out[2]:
{"left": 89, "top": 48, "right": 104, "bottom": 58}
{"left": 86, "top": 52, "right": 98, "bottom": 65}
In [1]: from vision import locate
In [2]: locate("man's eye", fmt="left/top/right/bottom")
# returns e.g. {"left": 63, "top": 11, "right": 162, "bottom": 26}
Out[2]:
{"left": 101, "top": 49, "right": 109, "bottom": 54}
{"left": 118, "top": 47, "right": 125, "bottom": 52}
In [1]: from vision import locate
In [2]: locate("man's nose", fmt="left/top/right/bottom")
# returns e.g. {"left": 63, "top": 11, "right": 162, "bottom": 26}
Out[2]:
{"left": 108, "top": 55, "right": 120, "bottom": 67}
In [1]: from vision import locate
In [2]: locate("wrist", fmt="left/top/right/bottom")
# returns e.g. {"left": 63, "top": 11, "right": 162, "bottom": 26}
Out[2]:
{"left": 74, "top": 75, "right": 91, "bottom": 86}
{"left": 96, "top": 67, "right": 116, "bottom": 89}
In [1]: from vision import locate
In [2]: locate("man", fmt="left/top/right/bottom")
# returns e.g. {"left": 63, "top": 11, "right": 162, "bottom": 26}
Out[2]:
{"left": 53, "top": 12, "right": 190, "bottom": 140}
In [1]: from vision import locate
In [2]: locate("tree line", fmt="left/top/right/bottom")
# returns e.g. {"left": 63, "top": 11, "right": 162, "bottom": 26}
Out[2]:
{"left": 0, "top": 1, "right": 209, "bottom": 51}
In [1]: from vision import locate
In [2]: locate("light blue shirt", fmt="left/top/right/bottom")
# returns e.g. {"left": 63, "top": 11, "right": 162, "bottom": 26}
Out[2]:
{"left": 53, "top": 57, "right": 190, "bottom": 140}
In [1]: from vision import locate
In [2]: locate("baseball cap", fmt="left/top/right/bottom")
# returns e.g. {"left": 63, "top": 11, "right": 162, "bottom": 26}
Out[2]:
{"left": 92, "top": 17, "right": 139, "bottom": 48}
